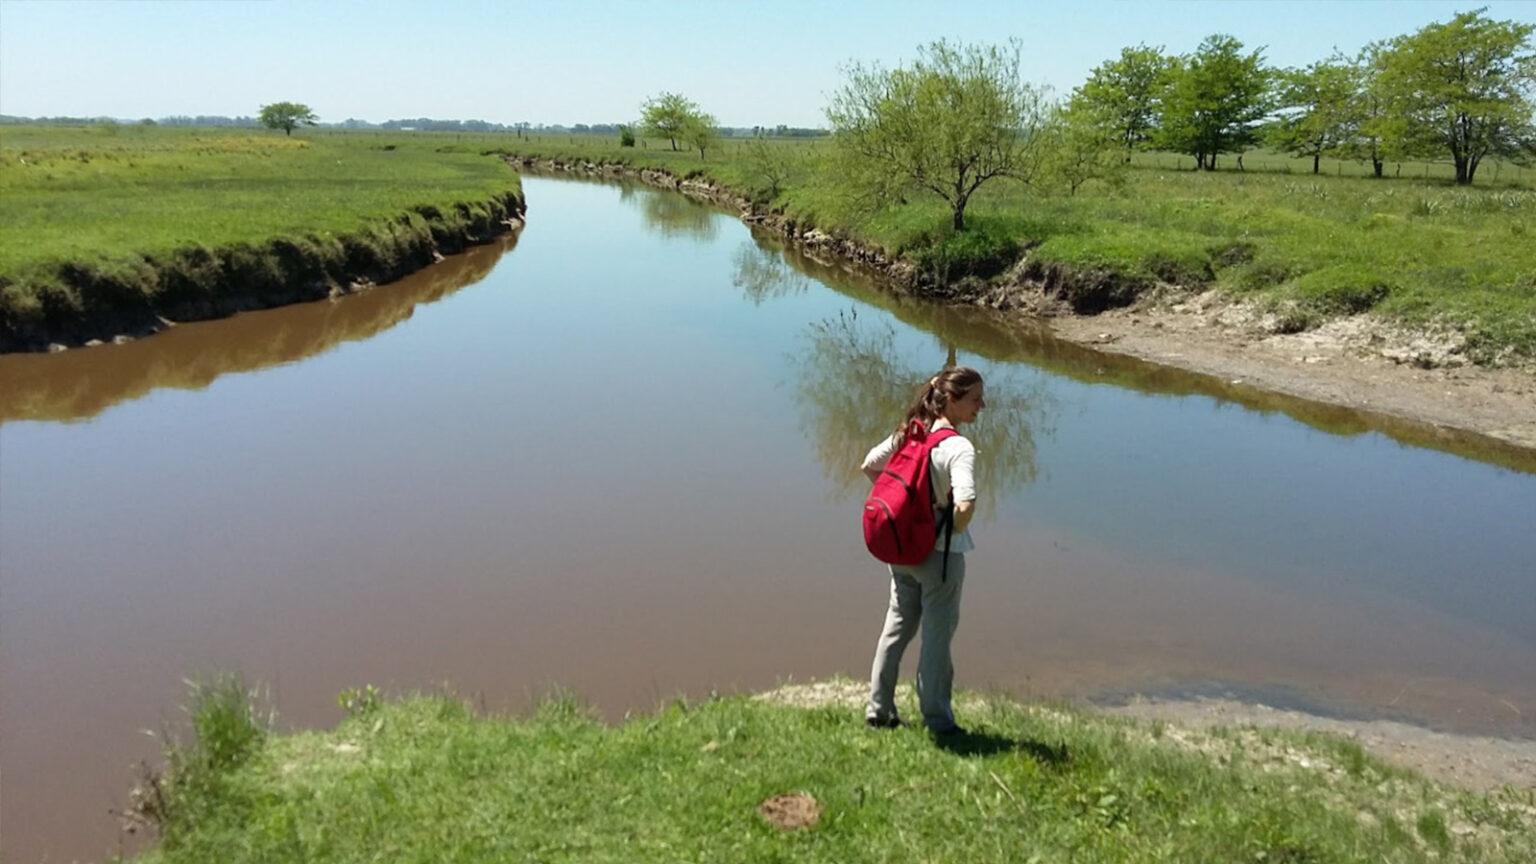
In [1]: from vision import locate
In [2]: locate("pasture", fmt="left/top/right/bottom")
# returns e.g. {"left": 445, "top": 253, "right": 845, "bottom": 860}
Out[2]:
{"left": 0, "top": 124, "right": 520, "bottom": 293}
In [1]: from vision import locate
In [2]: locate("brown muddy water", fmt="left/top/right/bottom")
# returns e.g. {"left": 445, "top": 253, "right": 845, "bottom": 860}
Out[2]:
{"left": 3, "top": 176, "right": 1534, "bottom": 862}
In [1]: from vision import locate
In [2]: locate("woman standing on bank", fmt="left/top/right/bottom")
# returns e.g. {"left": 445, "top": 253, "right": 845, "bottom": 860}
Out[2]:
{"left": 862, "top": 366, "right": 984, "bottom": 736}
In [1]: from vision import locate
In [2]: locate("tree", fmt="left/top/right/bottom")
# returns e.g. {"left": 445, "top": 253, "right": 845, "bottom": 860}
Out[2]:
{"left": 1344, "top": 42, "right": 1405, "bottom": 178}
{"left": 680, "top": 111, "right": 719, "bottom": 159}
{"left": 1070, "top": 44, "right": 1175, "bottom": 159}
{"left": 640, "top": 92, "right": 711, "bottom": 151}
{"left": 1042, "top": 103, "right": 1128, "bottom": 195}
{"left": 1374, "top": 9, "right": 1536, "bottom": 185}
{"left": 1267, "top": 55, "right": 1362, "bottom": 174}
{"left": 257, "top": 102, "right": 318, "bottom": 136}
{"left": 1156, "top": 35, "right": 1271, "bottom": 170}
{"left": 744, "top": 131, "right": 802, "bottom": 200}
{"left": 826, "top": 39, "right": 1048, "bottom": 231}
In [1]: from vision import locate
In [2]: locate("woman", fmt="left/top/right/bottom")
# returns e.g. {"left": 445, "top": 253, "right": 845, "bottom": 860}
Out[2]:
{"left": 862, "top": 365, "right": 984, "bottom": 736}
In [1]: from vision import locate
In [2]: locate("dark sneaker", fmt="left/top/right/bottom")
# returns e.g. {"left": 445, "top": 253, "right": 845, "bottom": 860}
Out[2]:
{"left": 930, "top": 724, "right": 968, "bottom": 738}
{"left": 865, "top": 716, "right": 906, "bottom": 729}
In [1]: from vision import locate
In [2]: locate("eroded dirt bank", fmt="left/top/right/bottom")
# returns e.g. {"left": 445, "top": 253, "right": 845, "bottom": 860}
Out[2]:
{"left": 509, "top": 156, "right": 1535, "bottom": 455}
{"left": 0, "top": 192, "right": 526, "bottom": 353}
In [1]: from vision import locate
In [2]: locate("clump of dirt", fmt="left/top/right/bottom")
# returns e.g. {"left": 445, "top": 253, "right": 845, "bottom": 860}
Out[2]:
{"left": 758, "top": 793, "right": 820, "bottom": 830}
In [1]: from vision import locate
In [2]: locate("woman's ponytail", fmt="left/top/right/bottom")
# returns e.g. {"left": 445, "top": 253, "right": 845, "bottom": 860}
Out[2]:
{"left": 894, "top": 366, "right": 983, "bottom": 446}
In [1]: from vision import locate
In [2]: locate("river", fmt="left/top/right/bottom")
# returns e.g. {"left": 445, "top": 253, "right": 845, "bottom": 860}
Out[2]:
{"left": 2, "top": 175, "right": 1533, "bottom": 863}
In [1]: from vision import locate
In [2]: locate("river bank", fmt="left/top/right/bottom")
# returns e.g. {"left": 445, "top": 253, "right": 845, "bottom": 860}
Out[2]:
{"left": 120, "top": 678, "right": 1536, "bottom": 863}
{"left": 0, "top": 126, "right": 529, "bottom": 353}
{"left": 508, "top": 155, "right": 1536, "bottom": 455}
{"left": 0, "top": 190, "right": 525, "bottom": 352}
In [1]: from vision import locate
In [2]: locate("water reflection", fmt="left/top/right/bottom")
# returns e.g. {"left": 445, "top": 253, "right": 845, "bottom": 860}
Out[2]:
{"left": 792, "top": 308, "right": 1048, "bottom": 509}
{"left": 0, "top": 232, "right": 519, "bottom": 425}
{"left": 757, "top": 231, "right": 1536, "bottom": 477}
{"left": 732, "top": 238, "right": 810, "bottom": 305}
{"left": 622, "top": 183, "right": 718, "bottom": 241}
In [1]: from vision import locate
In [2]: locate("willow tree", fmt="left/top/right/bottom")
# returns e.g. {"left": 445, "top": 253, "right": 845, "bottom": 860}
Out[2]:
{"left": 826, "top": 39, "right": 1048, "bottom": 231}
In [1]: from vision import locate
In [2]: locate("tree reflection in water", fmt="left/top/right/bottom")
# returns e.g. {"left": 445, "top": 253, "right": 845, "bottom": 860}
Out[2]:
{"left": 732, "top": 238, "right": 810, "bottom": 305}
{"left": 624, "top": 184, "right": 719, "bottom": 241}
{"left": 791, "top": 308, "right": 1048, "bottom": 509}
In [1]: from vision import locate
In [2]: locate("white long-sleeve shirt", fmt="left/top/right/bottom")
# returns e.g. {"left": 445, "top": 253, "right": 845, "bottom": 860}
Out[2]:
{"left": 861, "top": 419, "right": 978, "bottom": 554}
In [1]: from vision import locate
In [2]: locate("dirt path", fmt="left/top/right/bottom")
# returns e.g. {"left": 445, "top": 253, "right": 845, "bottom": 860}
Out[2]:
{"left": 1047, "top": 290, "right": 1536, "bottom": 453}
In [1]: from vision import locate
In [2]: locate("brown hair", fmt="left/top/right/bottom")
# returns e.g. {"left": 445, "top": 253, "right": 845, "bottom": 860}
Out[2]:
{"left": 894, "top": 365, "right": 983, "bottom": 446}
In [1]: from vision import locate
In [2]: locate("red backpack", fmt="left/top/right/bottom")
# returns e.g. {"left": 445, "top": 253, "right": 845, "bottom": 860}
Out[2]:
{"left": 863, "top": 423, "right": 959, "bottom": 570}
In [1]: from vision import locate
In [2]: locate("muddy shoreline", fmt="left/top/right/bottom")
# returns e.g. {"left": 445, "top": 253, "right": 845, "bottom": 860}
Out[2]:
{"left": 0, "top": 191, "right": 527, "bottom": 354}
{"left": 509, "top": 155, "right": 1536, "bottom": 457}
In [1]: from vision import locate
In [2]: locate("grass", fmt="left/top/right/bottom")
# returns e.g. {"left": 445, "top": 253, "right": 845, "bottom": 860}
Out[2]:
{"left": 122, "top": 675, "right": 1536, "bottom": 864}
{"left": 493, "top": 132, "right": 1536, "bottom": 365}
{"left": 0, "top": 125, "right": 520, "bottom": 278}
{"left": 0, "top": 125, "right": 522, "bottom": 336}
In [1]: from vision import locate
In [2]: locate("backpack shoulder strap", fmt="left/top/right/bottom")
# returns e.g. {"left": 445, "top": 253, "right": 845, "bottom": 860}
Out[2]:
{"left": 924, "top": 427, "right": 960, "bottom": 449}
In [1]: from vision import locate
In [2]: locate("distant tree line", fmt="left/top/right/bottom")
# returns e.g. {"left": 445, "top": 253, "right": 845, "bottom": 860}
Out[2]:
{"left": 1, "top": 113, "right": 830, "bottom": 140}
{"left": 1068, "top": 9, "right": 1535, "bottom": 184}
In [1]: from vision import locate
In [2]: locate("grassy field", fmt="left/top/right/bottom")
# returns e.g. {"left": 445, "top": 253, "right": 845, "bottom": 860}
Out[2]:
{"left": 0, "top": 125, "right": 520, "bottom": 277}
{"left": 124, "top": 676, "right": 1536, "bottom": 863}
{"left": 0, "top": 125, "right": 521, "bottom": 332}
{"left": 495, "top": 132, "right": 1536, "bottom": 365}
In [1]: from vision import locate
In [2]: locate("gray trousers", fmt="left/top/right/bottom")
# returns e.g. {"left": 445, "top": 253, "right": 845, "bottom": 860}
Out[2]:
{"left": 867, "top": 549, "right": 965, "bottom": 731}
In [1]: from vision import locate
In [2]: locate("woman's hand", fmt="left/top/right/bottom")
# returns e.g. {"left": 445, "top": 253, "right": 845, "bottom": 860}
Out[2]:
{"left": 952, "top": 499, "right": 975, "bottom": 534}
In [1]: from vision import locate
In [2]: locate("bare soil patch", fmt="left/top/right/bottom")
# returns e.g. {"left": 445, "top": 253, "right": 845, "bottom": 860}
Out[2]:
{"left": 758, "top": 792, "right": 821, "bottom": 830}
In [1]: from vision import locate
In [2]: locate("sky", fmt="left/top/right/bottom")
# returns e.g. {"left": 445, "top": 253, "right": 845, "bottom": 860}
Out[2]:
{"left": 2, "top": 0, "right": 1532, "bottom": 128}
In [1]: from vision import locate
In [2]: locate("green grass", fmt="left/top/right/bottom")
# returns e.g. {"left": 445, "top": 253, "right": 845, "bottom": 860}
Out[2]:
{"left": 0, "top": 125, "right": 521, "bottom": 316}
{"left": 124, "top": 676, "right": 1536, "bottom": 864}
{"left": 495, "top": 131, "right": 1536, "bottom": 365}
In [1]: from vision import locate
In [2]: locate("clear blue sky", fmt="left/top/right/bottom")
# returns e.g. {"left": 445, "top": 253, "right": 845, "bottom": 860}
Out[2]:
{"left": 1, "top": 0, "right": 1530, "bottom": 128}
